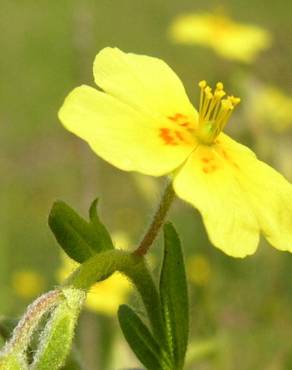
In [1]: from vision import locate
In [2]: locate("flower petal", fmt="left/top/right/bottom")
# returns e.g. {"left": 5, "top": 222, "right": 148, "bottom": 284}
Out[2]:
{"left": 93, "top": 47, "right": 198, "bottom": 126}
{"left": 219, "top": 134, "right": 292, "bottom": 252}
{"left": 173, "top": 145, "right": 260, "bottom": 257}
{"left": 59, "top": 85, "right": 195, "bottom": 176}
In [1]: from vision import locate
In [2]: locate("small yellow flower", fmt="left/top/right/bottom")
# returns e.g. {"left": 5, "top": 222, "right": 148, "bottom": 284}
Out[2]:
{"left": 86, "top": 274, "right": 131, "bottom": 315}
{"left": 169, "top": 13, "right": 271, "bottom": 63}
{"left": 59, "top": 48, "right": 292, "bottom": 257}
{"left": 12, "top": 270, "right": 45, "bottom": 299}
{"left": 57, "top": 253, "right": 131, "bottom": 316}
{"left": 188, "top": 254, "right": 212, "bottom": 287}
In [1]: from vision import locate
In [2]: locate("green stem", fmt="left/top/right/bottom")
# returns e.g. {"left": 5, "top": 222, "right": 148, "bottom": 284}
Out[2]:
{"left": 66, "top": 250, "right": 166, "bottom": 345}
{"left": 133, "top": 180, "right": 175, "bottom": 257}
{"left": 64, "top": 181, "right": 176, "bottom": 347}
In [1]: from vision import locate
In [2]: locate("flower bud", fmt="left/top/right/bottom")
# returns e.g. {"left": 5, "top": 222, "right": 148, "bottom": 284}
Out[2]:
{"left": 30, "top": 288, "right": 85, "bottom": 370}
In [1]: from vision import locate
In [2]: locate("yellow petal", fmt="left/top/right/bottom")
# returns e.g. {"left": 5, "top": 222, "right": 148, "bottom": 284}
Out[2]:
{"left": 219, "top": 134, "right": 292, "bottom": 252}
{"left": 173, "top": 144, "right": 260, "bottom": 257}
{"left": 59, "top": 85, "right": 195, "bottom": 176}
{"left": 93, "top": 47, "right": 198, "bottom": 125}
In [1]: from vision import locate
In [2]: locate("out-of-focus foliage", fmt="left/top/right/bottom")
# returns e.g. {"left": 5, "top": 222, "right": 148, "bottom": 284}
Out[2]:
{"left": 1, "top": 0, "right": 292, "bottom": 369}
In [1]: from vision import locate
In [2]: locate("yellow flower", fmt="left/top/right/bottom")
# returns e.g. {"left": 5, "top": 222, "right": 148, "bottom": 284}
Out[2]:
{"left": 188, "top": 254, "right": 212, "bottom": 287}
{"left": 85, "top": 274, "right": 131, "bottom": 315}
{"left": 169, "top": 13, "right": 271, "bottom": 63}
{"left": 57, "top": 253, "right": 132, "bottom": 316}
{"left": 59, "top": 47, "right": 292, "bottom": 258}
{"left": 12, "top": 270, "right": 45, "bottom": 299}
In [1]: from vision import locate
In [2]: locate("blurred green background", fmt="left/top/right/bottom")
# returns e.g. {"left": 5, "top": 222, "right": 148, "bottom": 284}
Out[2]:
{"left": 1, "top": 0, "right": 292, "bottom": 369}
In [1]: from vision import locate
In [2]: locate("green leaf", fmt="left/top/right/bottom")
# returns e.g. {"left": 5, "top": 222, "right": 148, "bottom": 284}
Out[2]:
{"left": 48, "top": 200, "right": 113, "bottom": 263}
{"left": 159, "top": 223, "right": 189, "bottom": 370}
{"left": 118, "top": 305, "right": 171, "bottom": 370}
{"left": 88, "top": 199, "right": 114, "bottom": 251}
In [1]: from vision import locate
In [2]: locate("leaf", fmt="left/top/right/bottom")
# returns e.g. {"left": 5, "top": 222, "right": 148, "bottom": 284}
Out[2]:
{"left": 118, "top": 305, "right": 171, "bottom": 370}
{"left": 159, "top": 222, "right": 189, "bottom": 370}
{"left": 48, "top": 200, "right": 113, "bottom": 263}
{"left": 88, "top": 199, "right": 114, "bottom": 251}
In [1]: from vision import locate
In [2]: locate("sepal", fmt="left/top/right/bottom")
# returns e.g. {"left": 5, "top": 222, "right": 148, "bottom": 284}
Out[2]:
{"left": 49, "top": 199, "right": 113, "bottom": 263}
{"left": 30, "top": 288, "right": 85, "bottom": 370}
{"left": 0, "top": 353, "right": 28, "bottom": 370}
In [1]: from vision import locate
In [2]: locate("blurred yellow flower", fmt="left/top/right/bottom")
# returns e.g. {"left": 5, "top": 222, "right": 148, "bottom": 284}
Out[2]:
{"left": 188, "top": 254, "right": 212, "bottom": 287}
{"left": 59, "top": 47, "right": 292, "bottom": 257}
{"left": 248, "top": 84, "right": 292, "bottom": 132}
{"left": 169, "top": 13, "right": 271, "bottom": 63}
{"left": 58, "top": 253, "right": 132, "bottom": 316}
{"left": 12, "top": 270, "right": 45, "bottom": 299}
{"left": 86, "top": 274, "right": 131, "bottom": 315}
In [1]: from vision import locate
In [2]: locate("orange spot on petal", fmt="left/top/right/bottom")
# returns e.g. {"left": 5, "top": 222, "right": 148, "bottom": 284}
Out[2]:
{"left": 159, "top": 128, "right": 177, "bottom": 145}
{"left": 168, "top": 113, "right": 187, "bottom": 121}
{"left": 221, "top": 150, "right": 229, "bottom": 160}
{"left": 168, "top": 113, "right": 190, "bottom": 127}
{"left": 175, "top": 130, "right": 184, "bottom": 141}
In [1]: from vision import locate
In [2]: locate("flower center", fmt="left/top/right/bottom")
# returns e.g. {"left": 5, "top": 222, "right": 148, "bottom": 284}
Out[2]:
{"left": 197, "top": 80, "right": 240, "bottom": 144}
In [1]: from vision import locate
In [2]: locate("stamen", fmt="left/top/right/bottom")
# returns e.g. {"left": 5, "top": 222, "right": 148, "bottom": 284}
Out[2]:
{"left": 198, "top": 80, "right": 207, "bottom": 115}
{"left": 197, "top": 80, "right": 240, "bottom": 144}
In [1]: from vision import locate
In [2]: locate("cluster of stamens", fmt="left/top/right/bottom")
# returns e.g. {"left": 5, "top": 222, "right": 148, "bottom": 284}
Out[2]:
{"left": 197, "top": 80, "right": 240, "bottom": 144}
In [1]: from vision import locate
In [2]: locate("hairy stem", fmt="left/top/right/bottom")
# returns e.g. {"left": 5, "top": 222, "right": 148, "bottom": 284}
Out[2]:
{"left": 133, "top": 180, "right": 175, "bottom": 257}
{"left": 2, "top": 290, "right": 62, "bottom": 355}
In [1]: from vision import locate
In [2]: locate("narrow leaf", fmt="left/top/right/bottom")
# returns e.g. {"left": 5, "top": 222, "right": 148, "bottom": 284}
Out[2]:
{"left": 118, "top": 305, "right": 170, "bottom": 370}
{"left": 89, "top": 199, "right": 114, "bottom": 251}
{"left": 48, "top": 200, "right": 113, "bottom": 263}
{"left": 159, "top": 222, "right": 189, "bottom": 370}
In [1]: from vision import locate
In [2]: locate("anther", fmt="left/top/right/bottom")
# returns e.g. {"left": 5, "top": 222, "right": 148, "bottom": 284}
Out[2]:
{"left": 197, "top": 80, "right": 240, "bottom": 144}
{"left": 199, "top": 80, "right": 207, "bottom": 89}
{"left": 216, "top": 82, "right": 224, "bottom": 90}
